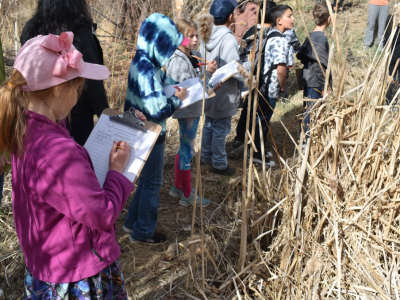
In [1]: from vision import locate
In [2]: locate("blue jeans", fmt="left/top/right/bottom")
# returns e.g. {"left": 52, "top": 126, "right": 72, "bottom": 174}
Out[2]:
{"left": 0, "top": 172, "right": 3, "bottom": 206}
{"left": 123, "top": 141, "right": 164, "bottom": 240}
{"left": 178, "top": 117, "right": 200, "bottom": 170}
{"left": 201, "top": 116, "right": 231, "bottom": 170}
{"left": 303, "top": 87, "right": 322, "bottom": 138}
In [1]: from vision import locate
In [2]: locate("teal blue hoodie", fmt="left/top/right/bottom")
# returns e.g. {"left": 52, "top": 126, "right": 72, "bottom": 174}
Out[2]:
{"left": 124, "top": 13, "right": 183, "bottom": 137}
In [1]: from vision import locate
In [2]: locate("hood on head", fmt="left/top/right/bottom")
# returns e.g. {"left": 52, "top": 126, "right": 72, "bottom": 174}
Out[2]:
{"left": 136, "top": 13, "right": 184, "bottom": 68}
{"left": 203, "top": 25, "right": 233, "bottom": 51}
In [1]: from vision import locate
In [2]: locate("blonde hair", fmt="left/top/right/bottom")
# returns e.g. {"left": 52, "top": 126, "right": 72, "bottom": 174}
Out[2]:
{"left": 0, "top": 69, "right": 84, "bottom": 155}
{"left": 176, "top": 19, "right": 197, "bottom": 37}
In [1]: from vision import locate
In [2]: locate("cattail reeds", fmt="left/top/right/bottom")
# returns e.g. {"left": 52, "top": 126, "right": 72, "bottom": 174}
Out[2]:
{"left": 186, "top": 13, "right": 214, "bottom": 292}
{"left": 237, "top": 64, "right": 255, "bottom": 88}
{"left": 196, "top": 14, "right": 213, "bottom": 44}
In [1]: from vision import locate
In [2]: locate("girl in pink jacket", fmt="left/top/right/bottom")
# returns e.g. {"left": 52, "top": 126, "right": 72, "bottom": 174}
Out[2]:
{"left": 0, "top": 32, "right": 140, "bottom": 299}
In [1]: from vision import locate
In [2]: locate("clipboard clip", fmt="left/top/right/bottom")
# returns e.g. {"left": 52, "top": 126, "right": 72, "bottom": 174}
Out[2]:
{"left": 109, "top": 107, "right": 147, "bottom": 133}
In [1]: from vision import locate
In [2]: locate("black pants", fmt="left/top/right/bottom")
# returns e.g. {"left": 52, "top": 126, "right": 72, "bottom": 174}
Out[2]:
{"left": 66, "top": 113, "right": 95, "bottom": 146}
{"left": 235, "top": 92, "right": 275, "bottom": 153}
{"left": 333, "top": 0, "right": 344, "bottom": 7}
{"left": 386, "top": 71, "right": 400, "bottom": 105}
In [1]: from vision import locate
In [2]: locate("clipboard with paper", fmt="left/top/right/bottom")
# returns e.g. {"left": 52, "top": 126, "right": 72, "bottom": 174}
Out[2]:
{"left": 84, "top": 108, "right": 161, "bottom": 187}
{"left": 162, "top": 60, "right": 242, "bottom": 109}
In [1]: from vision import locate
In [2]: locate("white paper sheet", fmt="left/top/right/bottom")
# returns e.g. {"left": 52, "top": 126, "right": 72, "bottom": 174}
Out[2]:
{"left": 84, "top": 114, "right": 158, "bottom": 187}
{"left": 208, "top": 60, "right": 239, "bottom": 87}
{"left": 163, "top": 77, "right": 200, "bottom": 98}
{"left": 163, "top": 77, "right": 210, "bottom": 109}
{"left": 179, "top": 79, "right": 210, "bottom": 109}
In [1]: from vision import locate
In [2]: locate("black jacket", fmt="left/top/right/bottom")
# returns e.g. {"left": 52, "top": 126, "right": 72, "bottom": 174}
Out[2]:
{"left": 20, "top": 21, "right": 109, "bottom": 117}
{"left": 297, "top": 31, "right": 332, "bottom": 89}
{"left": 389, "top": 26, "right": 400, "bottom": 77}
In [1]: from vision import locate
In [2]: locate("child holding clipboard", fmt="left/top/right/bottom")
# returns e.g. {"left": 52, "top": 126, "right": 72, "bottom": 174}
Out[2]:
{"left": 122, "top": 14, "right": 189, "bottom": 244}
{"left": 0, "top": 32, "right": 139, "bottom": 298}
{"left": 164, "top": 19, "right": 221, "bottom": 207}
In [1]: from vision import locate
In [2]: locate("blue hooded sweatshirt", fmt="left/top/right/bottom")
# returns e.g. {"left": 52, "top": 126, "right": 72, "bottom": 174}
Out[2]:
{"left": 124, "top": 13, "right": 183, "bottom": 138}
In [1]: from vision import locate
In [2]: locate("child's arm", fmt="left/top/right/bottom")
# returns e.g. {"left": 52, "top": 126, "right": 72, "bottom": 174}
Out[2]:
{"left": 126, "top": 69, "right": 182, "bottom": 123}
{"left": 277, "top": 64, "right": 287, "bottom": 92}
{"left": 30, "top": 138, "right": 134, "bottom": 232}
{"left": 165, "top": 56, "right": 193, "bottom": 83}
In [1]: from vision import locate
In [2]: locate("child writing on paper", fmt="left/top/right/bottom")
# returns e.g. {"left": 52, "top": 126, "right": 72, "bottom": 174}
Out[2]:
{"left": 122, "top": 13, "right": 188, "bottom": 244}
{"left": 164, "top": 19, "right": 221, "bottom": 207}
{"left": 0, "top": 32, "right": 141, "bottom": 298}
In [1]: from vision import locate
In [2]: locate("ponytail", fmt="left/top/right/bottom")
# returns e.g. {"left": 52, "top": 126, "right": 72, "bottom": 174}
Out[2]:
{"left": 0, "top": 70, "right": 29, "bottom": 155}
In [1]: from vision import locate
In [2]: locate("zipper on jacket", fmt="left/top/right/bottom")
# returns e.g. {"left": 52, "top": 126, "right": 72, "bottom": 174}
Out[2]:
{"left": 88, "top": 228, "right": 104, "bottom": 262}
{"left": 92, "top": 248, "right": 104, "bottom": 262}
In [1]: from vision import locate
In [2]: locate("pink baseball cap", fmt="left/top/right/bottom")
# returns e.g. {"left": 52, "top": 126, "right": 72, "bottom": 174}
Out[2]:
{"left": 13, "top": 32, "right": 110, "bottom": 92}
{"left": 180, "top": 37, "right": 190, "bottom": 47}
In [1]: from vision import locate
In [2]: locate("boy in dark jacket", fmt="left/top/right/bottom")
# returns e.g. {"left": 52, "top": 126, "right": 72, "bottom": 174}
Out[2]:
{"left": 297, "top": 4, "right": 331, "bottom": 140}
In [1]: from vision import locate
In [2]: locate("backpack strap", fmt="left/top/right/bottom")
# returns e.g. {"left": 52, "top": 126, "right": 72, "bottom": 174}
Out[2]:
{"left": 253, "top": 29, "right": 281, "bottom": 75}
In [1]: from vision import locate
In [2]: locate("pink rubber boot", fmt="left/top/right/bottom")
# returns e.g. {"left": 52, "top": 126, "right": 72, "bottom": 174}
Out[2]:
{"left": 180, "top": 169, "right": 192, "bottom": 198}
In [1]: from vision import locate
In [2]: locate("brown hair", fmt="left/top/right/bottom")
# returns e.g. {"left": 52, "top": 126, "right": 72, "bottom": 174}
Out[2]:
{"left": 176, "top": 19, "right": 197, "bottom": 37}
{"left": 313, "top": 4, "right": 330, "bottom": 26}
{"left": 0, "top": 69, "right": 84, "bottom": 155}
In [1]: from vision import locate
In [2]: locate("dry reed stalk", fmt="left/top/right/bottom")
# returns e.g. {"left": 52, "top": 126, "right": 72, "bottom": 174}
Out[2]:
{"left": 215, "top": 14, "right": 400, "bottom": 298}
{"left": 238, "top": 0, "right": 263, "bottom": 273}
{"left": 185, "top": 13, "right": 213, "bottom": 292}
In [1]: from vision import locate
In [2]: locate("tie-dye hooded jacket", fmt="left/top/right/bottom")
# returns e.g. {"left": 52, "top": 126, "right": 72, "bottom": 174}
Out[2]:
{"left": 124, "top": 13, "right": 183, "bottom": 137}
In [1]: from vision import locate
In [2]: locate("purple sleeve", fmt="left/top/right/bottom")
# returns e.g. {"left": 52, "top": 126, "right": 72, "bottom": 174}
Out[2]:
{"left": 29, "top": 138, "right": 134, "bottom": 232}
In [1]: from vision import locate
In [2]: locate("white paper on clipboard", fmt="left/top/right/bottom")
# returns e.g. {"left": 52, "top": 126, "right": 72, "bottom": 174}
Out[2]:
{"left": 208, "top": 60, "right": 239, "bottom": 86}
{"left": 84, "top": 113, "right": 159, "bottom": 187}
{"left": 163, "top": 77, "right": 210, "bottom": 109}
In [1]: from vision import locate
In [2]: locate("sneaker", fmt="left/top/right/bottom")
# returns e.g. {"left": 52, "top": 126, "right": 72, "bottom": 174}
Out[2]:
{"left": 232, "top": 139, "right": 243, "bottom": 150}
{"left": 129, "top": 232, "right": 167, "bottom": 244}
{"left": 211, "top": 166, "right": 236, "bottom": 176}
{"left": 250, "top": 153, "right": 276, "bottom": 167}
{"left": 265, "top": 151, "right": 273, "bottom": 158}
{"left": 169, "top": 184, "right": 182, "bottom": 198}
{"left": 247, "top": 151, "right": 273, "bottom": 159}
{"left": 122, "top": 225, "right": 133, "bottom": 234}
{"left": 179, "top": 190, "right": 210, "bottom": 207}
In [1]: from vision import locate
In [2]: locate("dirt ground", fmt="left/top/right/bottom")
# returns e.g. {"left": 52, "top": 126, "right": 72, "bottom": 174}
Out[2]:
{"left": 0, "top": 0, "right": 379, "bottom": 298}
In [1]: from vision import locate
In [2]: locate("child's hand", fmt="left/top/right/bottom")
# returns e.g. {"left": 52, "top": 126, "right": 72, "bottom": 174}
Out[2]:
{"left": 213, "top": 82, "right": 222, "bottom": 91}
{"left": 109, "top": 141, "right": 131, "bottom": 173}
{"left": 207, "top": 60, "right": 218, "bottom": 74}
{"left": 175, "top": 87, "right": 187, "bottom": 101}
{"left": 135, "top": 110, "right": 146, "bottom": 121}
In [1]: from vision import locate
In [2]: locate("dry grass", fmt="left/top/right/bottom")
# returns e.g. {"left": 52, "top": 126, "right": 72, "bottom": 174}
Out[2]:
{"left": 0, "top": 0, "right": 393, "bottom": 299}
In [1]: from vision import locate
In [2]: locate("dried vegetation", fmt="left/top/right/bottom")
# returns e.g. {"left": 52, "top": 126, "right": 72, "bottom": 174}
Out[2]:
{"left": 1, "top": 0, "right": 399, "bottom": 299}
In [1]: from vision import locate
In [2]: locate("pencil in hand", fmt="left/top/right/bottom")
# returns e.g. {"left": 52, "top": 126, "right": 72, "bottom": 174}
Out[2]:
{"left": 192, "top": 55, "right": 209, "bottom": 63}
